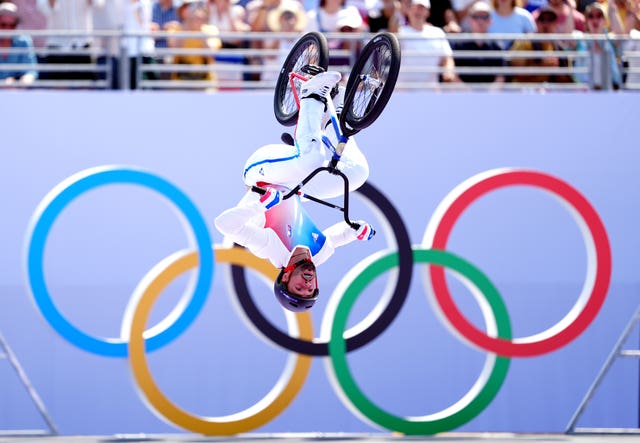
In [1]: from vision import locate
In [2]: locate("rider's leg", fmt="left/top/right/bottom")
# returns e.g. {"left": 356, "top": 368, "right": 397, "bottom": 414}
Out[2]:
{"left": 243, "top": 71, "right": 341, "bottom": 190}
{"left": 323, "top": 84, "right": 345, "bottom": 131}
{"left": 295, "top": 71, "right": 342, "bottom": 157}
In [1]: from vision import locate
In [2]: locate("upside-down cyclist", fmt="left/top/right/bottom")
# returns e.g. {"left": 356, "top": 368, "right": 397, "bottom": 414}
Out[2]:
{"left": 214, "top": 69, "right": 375, "bottom": 312}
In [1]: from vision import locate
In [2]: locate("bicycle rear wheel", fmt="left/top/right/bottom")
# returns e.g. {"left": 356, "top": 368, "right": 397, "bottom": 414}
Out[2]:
{"left": 273, "top": 32, "right": 329, "bottom": 127}
{"left": 340, "top": 32, "right": 401, "bottom": 137}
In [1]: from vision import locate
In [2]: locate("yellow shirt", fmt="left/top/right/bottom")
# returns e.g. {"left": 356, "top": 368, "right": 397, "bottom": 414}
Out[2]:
{"left": 170, "top": 24, "right": 221, "bottom": 82}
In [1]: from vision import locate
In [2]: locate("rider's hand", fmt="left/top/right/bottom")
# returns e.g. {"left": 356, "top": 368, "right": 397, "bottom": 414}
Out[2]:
{"left": 259, "top": 187, "right": 282, "bottom": 210}
{"left": 354, "top": 221, "right": 375, "bottom": 241}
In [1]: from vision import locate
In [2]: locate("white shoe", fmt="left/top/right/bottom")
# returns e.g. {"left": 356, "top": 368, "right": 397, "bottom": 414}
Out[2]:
{"left": 300, "top": 71, "right": 342, "bottom": 101}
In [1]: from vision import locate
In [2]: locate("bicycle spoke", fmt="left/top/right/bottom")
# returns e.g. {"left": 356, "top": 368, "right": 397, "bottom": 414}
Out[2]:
{"left": 350, "top": 44, "right": 392, "bottom": 121}
{"left": 281, "top": 43, "right": 323, "bottom": 116}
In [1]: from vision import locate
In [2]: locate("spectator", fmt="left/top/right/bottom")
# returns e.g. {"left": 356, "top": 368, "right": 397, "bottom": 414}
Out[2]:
{"left": 123, "top": 0, "right": 156, "bottom": 89}
{"left": 36, "top": 0, "right": 105, "bottom": 82}
{"left": 0, "top": 1, "right": 37, "bottom": 85}
{"left": 261, "top": 0, "right": 307, "bottom": 81}
{"left": 452, "top": 1, "right": 506, "bottom": 83}
{"left": 305, "top": 0, "right": 365, "bottom": 34}
{"left": 606, "top": 0, "right": 626, "bottom": 33}
{"left": 208, "top": 0, "right": 250, "bottom": 86}
{"left": 244, "top": 0, "right": 283, "bottom": 81}
{"left": 245, "top": 0, "right": 281, "bottom": 32}
{"left": 533, "top": 0, "right": 585, "bottom": 31}
{"left": 510, "top": 6, "right": 574, "bottom": 82}
{"left": 489, "top": 0, "right": 536, "bottom": 48}
{"left": 428, "top": 0, "right": 457, "bottom": 30}
{"left": 92, "top": 0, "right": 124, "bottom": 89}
{"left": 208, "top": 0, "right": 249, "bottom": 45}
{"left": 305, "top": 0, "right": 364, "bottom": 66}
{"left": 8, "top": 0, "right": 46, "bottom": 47}
{"left": 167, "top": 0, "right": 221, "bottom": 86}
{"left": 573, "top": 2, "right": 622, "bottom": 88}
{"left": 451, "top": 0, "right": 490, "bottom": 30}
{"left": 397, "top": 0, "right": 460, "bottom": 86}
{"left": 151, "top": 0, "right": 181, "bottom": 49}
{"left": 610, "top": 0, "right": 633, "bottom": 32}
{"left": 367, "top": 0, "right": 403, "bottom": 32}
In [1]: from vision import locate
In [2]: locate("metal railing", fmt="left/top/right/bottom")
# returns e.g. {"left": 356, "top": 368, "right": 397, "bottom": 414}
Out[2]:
{"left": 0, "top": 29, "right": 638, "bottom": 91}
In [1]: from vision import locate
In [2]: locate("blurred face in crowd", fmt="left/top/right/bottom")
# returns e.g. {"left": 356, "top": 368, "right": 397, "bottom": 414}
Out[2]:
{"left": 536, "top": 12, "right": 557, "bottom": 33}
{"left": 468, "top": 10, "right": 491, "bottom": 32}
{"left": 183, "top": 2, "right": 210, "bottom": 29}
{"left": 408, "top": 2, "right": 430, "bottom": 25}
{"left": 279, "top": 10, "right": 299, "bottom": 31}
{"left": 0, "top": 14, "right": 18, "bottom": 30}
{"left": 585, "top": 5, "right": 606, "bottom": 32}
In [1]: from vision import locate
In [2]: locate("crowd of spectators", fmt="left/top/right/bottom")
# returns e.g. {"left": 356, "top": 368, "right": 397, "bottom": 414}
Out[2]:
{"left": 0, "top": 0, "right": 638, "bottom": 89}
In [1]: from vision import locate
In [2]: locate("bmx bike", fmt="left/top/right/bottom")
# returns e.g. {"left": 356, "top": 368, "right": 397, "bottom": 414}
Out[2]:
{"left": 254, "top": 31, "right": 401, "bottom": 230}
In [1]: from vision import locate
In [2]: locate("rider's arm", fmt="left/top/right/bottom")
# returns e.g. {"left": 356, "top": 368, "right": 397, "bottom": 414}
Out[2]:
{"left": 322, "top": 222, "right": 359, "bottom": 248}
{"left": 214, "top": 199, "right": 270, "bottom": 248}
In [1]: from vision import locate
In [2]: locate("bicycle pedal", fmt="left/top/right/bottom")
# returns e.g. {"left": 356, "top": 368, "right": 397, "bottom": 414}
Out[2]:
{"left": 300, "top": 64, "right": 326, "bottom": 77}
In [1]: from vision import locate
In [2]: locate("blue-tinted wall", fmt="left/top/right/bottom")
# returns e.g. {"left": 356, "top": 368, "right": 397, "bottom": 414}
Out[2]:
{"left": 1, "top": 91, "right": 638, "bottom": 435}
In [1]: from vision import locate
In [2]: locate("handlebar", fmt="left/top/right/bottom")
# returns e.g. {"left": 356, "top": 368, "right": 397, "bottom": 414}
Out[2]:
{"left": 251, "top": 164, "right": 360, "bottom": 230}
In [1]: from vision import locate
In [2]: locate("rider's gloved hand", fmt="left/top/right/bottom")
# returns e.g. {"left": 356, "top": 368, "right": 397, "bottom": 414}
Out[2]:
{"left": 354, "top": 221, "right": 376, "bottom": 241}
{"left": 259, "top": 187, "right": 282, "bottom": 210}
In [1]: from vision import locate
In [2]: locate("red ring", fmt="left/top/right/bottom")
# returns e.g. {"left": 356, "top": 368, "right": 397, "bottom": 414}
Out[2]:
{"left": 426, "top": 169, "right": 611, "bottom": 357}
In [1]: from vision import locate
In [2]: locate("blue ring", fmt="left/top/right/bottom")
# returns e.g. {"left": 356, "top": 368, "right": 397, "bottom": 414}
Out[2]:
{"left": 26, "top": 166, "right": 214, "bottom": 357}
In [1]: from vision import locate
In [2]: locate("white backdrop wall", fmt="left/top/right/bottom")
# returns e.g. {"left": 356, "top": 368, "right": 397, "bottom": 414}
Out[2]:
{"left": 0, "top": 90, "right": 638, "bottom": 435}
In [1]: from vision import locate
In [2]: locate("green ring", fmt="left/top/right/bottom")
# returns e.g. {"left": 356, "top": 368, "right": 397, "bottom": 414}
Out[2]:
{"left": 327, "top": 248, "right": 512, "bottom": 435}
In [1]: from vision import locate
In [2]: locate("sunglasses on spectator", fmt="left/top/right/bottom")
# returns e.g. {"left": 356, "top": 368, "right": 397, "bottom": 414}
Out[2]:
{"left": 587, "top": 13, "right": 604, "bottom": 19}
{"left": 470, "top": 14, "right": 490, "bottom": 20}
{"left": 0, "top": 20, "right": 17, "bottom": 28}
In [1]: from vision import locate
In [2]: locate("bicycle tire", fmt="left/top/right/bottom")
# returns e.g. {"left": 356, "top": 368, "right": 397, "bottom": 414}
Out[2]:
{"left": 274, "top": 32, "right": 329, "bottom": 127}
{"left": 340, "top": 32, "right": 401, "bottom": 137}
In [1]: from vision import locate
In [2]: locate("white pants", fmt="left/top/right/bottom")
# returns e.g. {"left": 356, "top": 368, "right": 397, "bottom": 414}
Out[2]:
{"left": 243, "top": 98, "right": 369, "bottom": 200}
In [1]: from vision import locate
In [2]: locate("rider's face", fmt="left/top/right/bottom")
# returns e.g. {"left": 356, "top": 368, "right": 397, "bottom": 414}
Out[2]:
{"left": 283, "top": 262, "right": 318, "bottom": 298}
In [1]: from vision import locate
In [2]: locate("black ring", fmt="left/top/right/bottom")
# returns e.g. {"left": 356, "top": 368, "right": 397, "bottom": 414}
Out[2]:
{"left": 230, "top": 181, "right": 413, "bottom": 356}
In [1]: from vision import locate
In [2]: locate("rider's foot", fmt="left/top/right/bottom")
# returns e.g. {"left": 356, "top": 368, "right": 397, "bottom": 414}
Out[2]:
{"left": 300, "top": 71, "right": 342, "bottom": 108}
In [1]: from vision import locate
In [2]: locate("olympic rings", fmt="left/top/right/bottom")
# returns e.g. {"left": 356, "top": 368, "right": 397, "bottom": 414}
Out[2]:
{"left": 230, "top": 182, "right": 414, "bottom": 355}
{"left": 23, "top": 165, "right": 612, "bottom": 435}
{"left": 127, "top": 247, "right": 312, "bottom": 435}
{"left": 422, "top": 168, "right": 611, "bottom": 357}
{"left": 25, "top": 166, "right": 214, "bottom": 357}
{"left": 325, "top": 248, "right": 511, "bottom": 435}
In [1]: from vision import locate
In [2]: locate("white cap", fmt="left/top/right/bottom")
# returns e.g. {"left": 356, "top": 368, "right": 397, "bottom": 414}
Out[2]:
{"left": 336, "top": 8, "right": 364, "bottom": 29}
{"left": 469, "top": 1, "right": 492, "bottom": 14}
{"left": 412, "top": 0, "right": 431, "bottom": 9}
{"left": 0, "top": 2, "right": 19, "bottom": 18}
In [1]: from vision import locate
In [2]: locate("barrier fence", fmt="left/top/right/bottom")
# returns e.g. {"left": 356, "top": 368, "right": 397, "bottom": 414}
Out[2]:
{"left": 0, "top": 30, "right": 638, "bottom": 91}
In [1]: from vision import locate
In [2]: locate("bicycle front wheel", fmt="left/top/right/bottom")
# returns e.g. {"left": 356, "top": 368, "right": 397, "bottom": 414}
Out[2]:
{"left": 274, "top": 32, "right": 329, "bottom": 127}
{"left": 340, "top": 32, "right": 401, "bottom": 137}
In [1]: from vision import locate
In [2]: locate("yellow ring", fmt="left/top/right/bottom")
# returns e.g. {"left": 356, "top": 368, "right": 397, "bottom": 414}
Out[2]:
{"left": 127, "top": 246, "right": 313, "bottom": 435}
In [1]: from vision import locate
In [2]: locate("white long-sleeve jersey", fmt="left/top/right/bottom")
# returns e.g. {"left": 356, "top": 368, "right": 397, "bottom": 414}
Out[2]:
{"left": 214, "top": 191, "right": 359, "bottom": 269}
